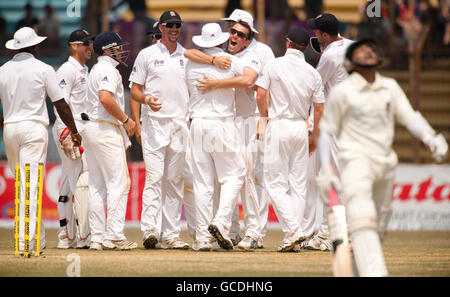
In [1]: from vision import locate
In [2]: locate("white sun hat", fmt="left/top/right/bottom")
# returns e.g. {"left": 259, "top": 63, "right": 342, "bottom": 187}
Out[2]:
{"left": 6, "top": 27, "right": 47, "bottom": 50}
{"left": 192, "top": 23, "right": 230, "bottom": 48}
{"left": 221, "top": 9, "right": 259, "bottom": 34}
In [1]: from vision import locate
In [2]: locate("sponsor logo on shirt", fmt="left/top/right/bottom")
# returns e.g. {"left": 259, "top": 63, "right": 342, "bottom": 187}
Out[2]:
{"left": 102, "top": 76, "right": 109, "bottom": 82}
{"left": 180, "top": 59, "right": 184, "bottom": 67}
{"left": 132, "top": 66, "right": 137, "bottom": 72}
{"left": 153, "top": 60, "right": 165, "bottom": 66}
{"left": 251, "top": 60, "right": 259, "bottom": 66}
{"left": 80, "top": 77, "right": 86, "bottom": 84}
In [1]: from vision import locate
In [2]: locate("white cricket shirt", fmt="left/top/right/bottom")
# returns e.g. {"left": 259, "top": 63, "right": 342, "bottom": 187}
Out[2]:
{"left": 234, "top": 48, "right": 262, "bottom": 118}
{"left": 256, "top": 49, "right": 325, "bottom": 120}
{"left": 320, "top": 72, "right": 419, "bottom": 158}
{"left": 0, "top": 52, "right": 63, "bottom": 126}
{"left": 54, "top": 56, "right": 89, "bottom": 130}
{"left": 247, "top": 39, "right": 275, "bottom": 70}
{"left": 129, "top": 42, "right": 189, "bottom": 120}
{"left": 86, "top": 55, "right": 124, "bottom": 124}
{"left": 186, "top": 47, "right": 244, "bottom": 119}
{"left": 316, "top": 37, "right": 353, "bottom": 99}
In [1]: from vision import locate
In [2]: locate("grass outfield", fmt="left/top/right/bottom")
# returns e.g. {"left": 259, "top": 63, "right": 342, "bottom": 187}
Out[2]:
{"left": 0, "top": 228, "right": 449, "bottom": 277}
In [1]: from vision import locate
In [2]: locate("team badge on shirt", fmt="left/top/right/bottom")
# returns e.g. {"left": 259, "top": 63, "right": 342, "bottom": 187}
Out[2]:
{"left": 132, "top": 66, "right": 137, "bottom": 72}
{"left": 179, "top": 59, "right": 184, "bottom": 67}
{"left": 80, "top": 77, "right": 86, "bottom": 84}
{"left": 59, "top": 79, "right": 66, "bottom": 88}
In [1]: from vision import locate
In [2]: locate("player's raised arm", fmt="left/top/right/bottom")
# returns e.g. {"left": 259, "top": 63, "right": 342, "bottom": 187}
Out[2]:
{"left": 184, "top": 48, "right": 231, "bottom": 69}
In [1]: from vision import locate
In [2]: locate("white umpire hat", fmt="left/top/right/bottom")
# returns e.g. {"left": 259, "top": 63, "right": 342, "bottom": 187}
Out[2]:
{"left": 221, "top": 9, "right": 259, "bottom": 34}
{"left": 6, "top": 27, "right": 47, "bottom": 50}
{"left": 192, "top": 23, "right": 230, "bottom": 48}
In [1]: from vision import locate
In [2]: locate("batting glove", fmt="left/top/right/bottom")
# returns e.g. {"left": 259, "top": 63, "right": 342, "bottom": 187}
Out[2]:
{"left": 315, "top": 167, "right": 342, "bottom": 205}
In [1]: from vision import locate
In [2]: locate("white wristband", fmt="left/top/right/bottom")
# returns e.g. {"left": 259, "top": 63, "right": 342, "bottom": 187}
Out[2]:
{"left": 145, "top": 95, "right": 151, "bottom": 105}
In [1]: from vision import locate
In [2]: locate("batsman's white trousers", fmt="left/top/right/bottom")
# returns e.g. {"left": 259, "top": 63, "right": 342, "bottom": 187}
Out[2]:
{"left": 140, "top": 116, "right": 187, "bottom": 241}
{"left": 234, "top": 116, "right": 261, "bottom": 240}
{"left": 81, "top": 121, "right": 130, "bottom": 243}
{"left": 340, "top": 152, "right": 396, "bottom": 276}
{"left": 4, "top": 121, "right": 47, "bottom": 252}
{"left": 190, "top": 117, "right": 246, "bottom": 242}
{"left": 263, "top": 118, "right": 308, "bottom": 236}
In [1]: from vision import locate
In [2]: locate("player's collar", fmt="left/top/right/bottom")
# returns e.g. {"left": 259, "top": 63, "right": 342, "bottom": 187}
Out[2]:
{"left": 285, "top": 48, "right": 305, "bottom": 60}
{"left": 350, "top": 71, "right": 385, "bottom": 90}
{"left": 69, "top": 56, "right": 86, "bottom": 71}
{"left": 98, "top": 55, "right": 120, "bottom": 67}
{"left": 13, "top": 52, "right": 35, "bottom": 60}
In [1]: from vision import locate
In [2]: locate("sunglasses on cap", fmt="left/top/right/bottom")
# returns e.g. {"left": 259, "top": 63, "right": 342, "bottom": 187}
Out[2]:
{"left": 230, "top": 28, "right": 247, "bottom": 39}
{"left": 162, "top": 22, "right": 181, "bottom": 29}
{"left": 70, "top": 40, "right": 92, "bottom": 46}
{"left": 150, "top": 33, "right": 162, "bottom": 40}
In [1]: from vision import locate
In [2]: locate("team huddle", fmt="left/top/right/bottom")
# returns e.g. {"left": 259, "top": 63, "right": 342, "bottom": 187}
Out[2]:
{"left": 0, "top": 8, "right": 447, "bottom": 277}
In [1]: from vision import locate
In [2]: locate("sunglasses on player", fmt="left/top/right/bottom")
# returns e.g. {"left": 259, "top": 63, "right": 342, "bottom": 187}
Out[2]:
{"left": 70, "top": 40, "right": 92, "bottom": 46}
{"left": 230, "top": 28, "right": 247, "bottom": 39}
{"left": 151, "top": 33, "right": 162, "bottom": 40}
{"left": 162, "top": 22, "right": 182, "bottom": 29}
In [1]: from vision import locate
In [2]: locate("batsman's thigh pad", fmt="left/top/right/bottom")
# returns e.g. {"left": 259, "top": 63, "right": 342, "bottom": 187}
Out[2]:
{"left": 344, "top": 182, "right": 378, "bottom": 234}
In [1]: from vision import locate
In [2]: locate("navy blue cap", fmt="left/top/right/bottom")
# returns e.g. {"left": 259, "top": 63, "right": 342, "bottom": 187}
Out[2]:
{"left": 307, "top": 13, "right": 339, "bottom": 35}
{"left": 286, "top": 26, "right": 310, "bottom": 46}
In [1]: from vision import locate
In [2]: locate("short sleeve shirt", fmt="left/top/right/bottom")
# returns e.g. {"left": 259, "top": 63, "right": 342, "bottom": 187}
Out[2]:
{"left": 256, "top": 49, "right": 325, "bottom": 120}
{"left": 86, "top": 56, "right": 124, "bottom": 124}
{"left": 0, "top": 52, "right": 63, "bottom": 126}
{"left": 129, "top": 42, "right": 189, "bottom": 120}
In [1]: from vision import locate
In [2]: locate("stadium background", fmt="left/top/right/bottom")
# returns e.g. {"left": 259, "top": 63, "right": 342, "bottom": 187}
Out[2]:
{"left": 0, "top": 0, "right": 449, "bottom": 230}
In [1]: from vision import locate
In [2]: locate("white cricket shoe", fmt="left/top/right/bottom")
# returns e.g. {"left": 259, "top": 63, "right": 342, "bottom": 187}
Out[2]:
{"left": 102, "top": 239, "right": 138, "bottom": 250}
{"left": 192, "top": 240, "right": 213, "bottom": 252}
{"left": 278, "top": 228, "right": 307, "bottom": 252}
{"left": 160, "top": 237, "right": 190, "bottom": 250}
{"left": 208, "top": 222, "right": 233, "bottom": 250}
{"left": 257, "top": 238, "right": 264, "bottom": 249}
{"left": 76, "top": 236, "right": 91, "bottom": 249}
{"left": 143, "top": 229, "right": 159, "bottom": 249}
{"left": 237, "top": 236, "right": 257, "bottom": 251}
{"left": 302, "top": 234, "right": 332, "bottom": 251}
{"left": 89, "top": 242, "right": 103, "bottom": 251}
{"left": 57, "top": 227, "right": 76, "bottom": 249}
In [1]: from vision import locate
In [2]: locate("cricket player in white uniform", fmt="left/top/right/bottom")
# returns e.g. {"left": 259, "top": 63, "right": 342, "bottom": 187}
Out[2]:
{"left": 301, "top": 13, "right": 354, "bottom": 251}
{"left": 186, "top": 23, "right": 248, "bottom": 251}
{"left": 187, "top": 20, "right": 261, "bottom": 251}
{"left": 129, "top": 10, "right": 190, "bottom": 250}
{"left": 185, "top": 9, "right": 275, "bottom": 249}
{"left": 82, "top": 31, "right": 137, "bottom": 250}
{"left": 53, "top": 29, "right": 93, "bottom": 249}
{"left": 317, "top": 39, "right": 448, "bottom": 276}
{"left": 256, "top": 27, "right": 325, "bottom": 252}
{"left": 0, "top": 27, "right": 81, "bottom": 255}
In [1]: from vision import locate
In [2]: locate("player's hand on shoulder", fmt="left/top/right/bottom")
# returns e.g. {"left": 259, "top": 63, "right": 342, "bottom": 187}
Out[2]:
{"left": 213, "top": 55, "right": 231, "bottom": 70}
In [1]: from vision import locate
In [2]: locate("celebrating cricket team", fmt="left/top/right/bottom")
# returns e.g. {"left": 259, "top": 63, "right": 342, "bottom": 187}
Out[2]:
{"left": 1, "top": 8, "right": 448, "bottom": 277}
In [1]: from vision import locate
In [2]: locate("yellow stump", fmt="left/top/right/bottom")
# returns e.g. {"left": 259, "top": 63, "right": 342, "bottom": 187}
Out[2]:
{"left": 14, "top": 163, "right": 20, "bottom": 257}
{"left": 24, "top": 163, "right": 30, "bottom": 258}
{"left": 35, "top": 163, "right": 44, "bottom": 256}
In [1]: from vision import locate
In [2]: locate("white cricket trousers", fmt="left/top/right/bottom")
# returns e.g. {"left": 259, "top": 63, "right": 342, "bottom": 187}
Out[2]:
{"left": 4, "top": 121, "right": 47, "bottom": 252}
{"left": 81, "top": 121, "right": 130, "bottom": 243}
{"left": 263, "top": 118, "right": 308, "bottom": 236}
{"left": 140, "top": 116, "right": 187, "bottom": 241}
{"left": 234, "top": 116, "right": 261, "bottom": 240}
{"left": 190, "top": 118, "right": 246, "bottom": 242}
{"left": 340, "top": 153, "right": 396, "bottom": 277}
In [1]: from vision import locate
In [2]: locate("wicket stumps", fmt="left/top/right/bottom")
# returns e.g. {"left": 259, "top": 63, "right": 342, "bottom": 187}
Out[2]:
{"left": 14, "top": 162, "right": 44, "bottom": 258}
